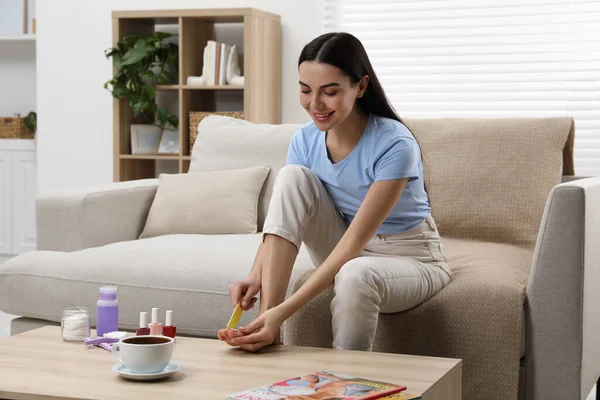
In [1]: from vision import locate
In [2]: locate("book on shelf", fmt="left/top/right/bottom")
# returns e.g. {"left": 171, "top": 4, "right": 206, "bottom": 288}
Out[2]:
{"left": 214, "top": 41, "right": 221, "bottom": 85}
{"left": 219, "top": 42, "right": 232, "bottom": 85}
{"left": 226, "top": 370, "right": 411, "bottom": 400}
{"left": 204, "top": 40, "right": 232, "bottom": 86}
{"left": 206, "top": 40, "right": 216, "bottom": 85}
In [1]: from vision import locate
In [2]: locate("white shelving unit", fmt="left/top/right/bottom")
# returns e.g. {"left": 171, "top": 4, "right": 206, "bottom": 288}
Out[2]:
{"left": 0, "top": 34, "right": 36, "bottom": 41}
{"left": 0, "top": 0, "right": 37, "bottom": 256}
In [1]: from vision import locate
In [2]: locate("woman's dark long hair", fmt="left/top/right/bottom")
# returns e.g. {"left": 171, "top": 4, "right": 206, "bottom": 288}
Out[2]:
{"left": 298, "top": 32, "right": 400, "bottom": 123}
{"left": 299, "top": 33, "right": 429, "bottom": 195}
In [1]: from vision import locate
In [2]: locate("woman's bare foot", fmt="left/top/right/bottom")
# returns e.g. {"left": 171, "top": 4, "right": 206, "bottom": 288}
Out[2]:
{"left": 218, "top": 328, "right": 245, "bottom": 347}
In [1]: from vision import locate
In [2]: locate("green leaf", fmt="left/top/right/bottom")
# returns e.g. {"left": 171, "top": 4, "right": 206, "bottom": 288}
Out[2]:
{"left": 112, "top": 86, "right": 128, "bottom": 98}
{"left": 145, "top": 102, "right": 157, "bottom": 114}
{"left": 120, "top": 47, "right": 148, "bottom": 66}
{"left": 167, "top": 115, "right": 179, "bottom": 129}
{"left": 132, "top": 100, "right": 153, "bottom": 116}
{"left": 167, "top": 52, "right": 178, "bottom": 65}
{"left": 118, "top": 35, "right": 138, "bottom": 50}
{"left": 134, "top": 38, "right": 154, "bottom": 53}
{"left": 143, "top": 70, "right": 155, "bottom": 81}
{"left": 155, "top": 107, "right": 168, "bottom": 123}
{"left": 157, "top": 70, "right": 173, "bottom": 84}
{"left": 143, "top": 85, "right": 156, "bottom": 100}
{"left": 132, "top": 102, "right": 144, "bottom": 116}
{"left": 154, "top": 32, "right": 174, "bottom": 41}
{"left": 24, "top": 111, "right": 36, "bottom": 133}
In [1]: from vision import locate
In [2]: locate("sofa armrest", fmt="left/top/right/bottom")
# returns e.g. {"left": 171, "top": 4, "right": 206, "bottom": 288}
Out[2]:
{"left": 525, "top": 177, "right": 600, "bottom": 400}
{"left": 36, "top": 179, "right": 158, "bottom": 252}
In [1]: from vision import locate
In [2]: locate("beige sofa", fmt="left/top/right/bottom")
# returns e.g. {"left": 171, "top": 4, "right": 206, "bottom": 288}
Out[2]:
{"left": 1, "top": 116, "right": 599, "bottom": 400}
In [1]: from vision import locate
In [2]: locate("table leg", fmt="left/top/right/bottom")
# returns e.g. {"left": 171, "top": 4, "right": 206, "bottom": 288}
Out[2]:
{"left": 424, "top": 363, "right": 462, "bottom": 400}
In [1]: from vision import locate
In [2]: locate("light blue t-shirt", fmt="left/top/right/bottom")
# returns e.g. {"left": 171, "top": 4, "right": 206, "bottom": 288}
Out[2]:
{"left": 286, "top": 114, "right": 430, "bottom": 234}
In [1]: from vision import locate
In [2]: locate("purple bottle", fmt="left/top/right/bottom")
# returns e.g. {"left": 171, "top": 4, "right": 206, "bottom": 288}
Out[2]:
{"left": 96, "top": 286, "right": 119, "bottom": 337}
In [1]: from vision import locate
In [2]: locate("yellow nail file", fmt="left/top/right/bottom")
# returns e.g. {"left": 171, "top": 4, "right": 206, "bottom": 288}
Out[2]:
{"left": 227, "top": 301, "right": 243, "bottom": 329}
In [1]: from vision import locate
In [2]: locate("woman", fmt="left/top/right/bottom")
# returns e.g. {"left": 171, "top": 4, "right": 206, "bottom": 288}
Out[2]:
{"left": 217, "top": 32, "right": 452, "bottom": 352}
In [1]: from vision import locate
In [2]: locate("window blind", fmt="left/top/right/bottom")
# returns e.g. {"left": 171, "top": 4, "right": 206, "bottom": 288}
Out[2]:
{"left": 324, "top": 0, "right": 600, "bottom": 176}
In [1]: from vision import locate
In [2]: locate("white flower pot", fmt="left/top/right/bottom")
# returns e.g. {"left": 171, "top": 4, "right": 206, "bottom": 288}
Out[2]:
{"left": 130, "top": 124, "right": 161, "bottom": 154}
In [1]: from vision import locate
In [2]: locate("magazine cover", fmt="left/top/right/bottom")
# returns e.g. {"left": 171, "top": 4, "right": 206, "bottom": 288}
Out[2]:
{"left": 226, "top": 370, "right": 407, "bottom": 400}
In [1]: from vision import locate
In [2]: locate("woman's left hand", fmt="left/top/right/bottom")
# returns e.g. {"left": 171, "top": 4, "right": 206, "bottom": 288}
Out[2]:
{"left": 227, "top": 308, "right": 285, "bottom": 352}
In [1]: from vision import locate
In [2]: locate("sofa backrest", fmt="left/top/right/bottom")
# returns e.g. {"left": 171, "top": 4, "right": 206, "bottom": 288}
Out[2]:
{"left": 189, "top": 116, "right": 301, "bottom": 231}
{"left": 401, "top": 117, "right": 574, "bottom": 249}
{"left": 190, "top": 115, "right": 574, "bottom": 249}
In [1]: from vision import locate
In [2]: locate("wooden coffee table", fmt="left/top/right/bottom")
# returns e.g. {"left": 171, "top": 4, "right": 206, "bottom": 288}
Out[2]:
{"left": 0, "top": 326, "right": 461, "bottom": 399}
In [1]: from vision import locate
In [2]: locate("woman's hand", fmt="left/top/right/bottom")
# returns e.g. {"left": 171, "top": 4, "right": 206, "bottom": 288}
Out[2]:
{"left": 221, "top": 308, "right": 286, "bottom": 352}
{"left": 228, "top": 275, "right": 261, "bottom": 311}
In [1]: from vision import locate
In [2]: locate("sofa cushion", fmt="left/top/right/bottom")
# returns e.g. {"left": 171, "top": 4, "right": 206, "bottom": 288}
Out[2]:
{"left": 189, "top": 116, "right": 302, "bottom": 231}
{"left": 0, "top": 234, "right": 315, "bottom": 338}
{"left": 190, "top": 116, "right": 574, "bottom": 248}
{"left": 400, "top": 117, "right": 574, "bottom": 249}
{"left": 284, "top": 237, "right": 533, "bottom": 400}
{"left": 139, "top": 166, "right": 270, "bottom": 238}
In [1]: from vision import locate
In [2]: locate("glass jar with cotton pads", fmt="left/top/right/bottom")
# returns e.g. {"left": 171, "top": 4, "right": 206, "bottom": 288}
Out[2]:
{"left": 61, "top": 307, "right": 91, "bottom": 342}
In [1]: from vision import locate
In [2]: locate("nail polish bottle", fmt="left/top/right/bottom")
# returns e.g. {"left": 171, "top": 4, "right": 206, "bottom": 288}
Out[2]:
{"left": 148, "top": 307, "right": 162, "bottom": 335}
{"left": 162, "top": 310, "right": 176, "bottom": 339}
{"left": 136, "top": 312, "right": 150, "bottom": 336}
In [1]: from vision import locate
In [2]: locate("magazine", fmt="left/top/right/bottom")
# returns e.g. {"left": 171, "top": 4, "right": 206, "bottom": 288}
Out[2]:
{"left": 379, "top": 392, "right": 422, "bottom": 399}
{"left": 226, "top": 370, "right": 407, "bottom": 400}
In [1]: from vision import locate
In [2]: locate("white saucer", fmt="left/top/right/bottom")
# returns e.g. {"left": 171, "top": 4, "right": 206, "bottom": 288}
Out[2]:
{"left": 112, "top": 360, "right": 182, "bottom": 381}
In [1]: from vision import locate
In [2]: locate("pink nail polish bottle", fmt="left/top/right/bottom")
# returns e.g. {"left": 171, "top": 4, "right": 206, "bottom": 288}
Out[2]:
{"left": 162, "top": 310, "right": 176, "bottom": 339}
{"left": 136, "top": 312, "right": 150, "bottom": 335}
{"left": 148, "top": 307, "right": 163, "bottom": 335}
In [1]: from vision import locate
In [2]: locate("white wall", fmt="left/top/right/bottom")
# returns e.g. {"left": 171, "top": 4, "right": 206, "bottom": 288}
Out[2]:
{"left": 0, "top": 0, "right": 36, "bottom": 118}
{"left": 0, "top": 41, "right": 36, "bottom": 117}
{"left": 36, "top": 0, "right": 323, "bottom": 193}
{"left": 0, "top": 0, "right": 36, "bottom": 117}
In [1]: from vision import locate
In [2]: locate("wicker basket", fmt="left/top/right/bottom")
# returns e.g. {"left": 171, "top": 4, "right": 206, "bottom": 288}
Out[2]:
{"left": 189, "top": 111, "right": 244, "bottom": 151}
{"left": 0, "top": 117, "right": 34, "bottom": 139}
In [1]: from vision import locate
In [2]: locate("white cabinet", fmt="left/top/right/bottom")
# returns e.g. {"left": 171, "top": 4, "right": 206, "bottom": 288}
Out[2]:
{"left": 0, "top": 139, "right": 36, "bottom": 256}
{"left": 0, "top": 150, "right": 11, "bottom": 254}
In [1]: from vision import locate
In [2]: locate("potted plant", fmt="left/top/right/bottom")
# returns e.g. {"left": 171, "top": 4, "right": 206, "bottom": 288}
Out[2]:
{"left": 24, "top": 111, "right": 36, "bottom": 136}
{"left": 104, "top": 32, "right": 179, "bottom": 154}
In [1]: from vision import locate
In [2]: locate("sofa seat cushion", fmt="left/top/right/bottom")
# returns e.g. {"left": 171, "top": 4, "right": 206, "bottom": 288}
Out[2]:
{"left": 0, "top": 234, "right": 315, "bottom": 337}
{"left": 284, "top": 237, "right": 533, "bottom": 400}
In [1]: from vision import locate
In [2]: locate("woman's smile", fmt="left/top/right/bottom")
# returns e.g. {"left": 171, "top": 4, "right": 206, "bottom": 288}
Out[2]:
{"left": 313, "top": 111, "right": 335, "bottom": 123}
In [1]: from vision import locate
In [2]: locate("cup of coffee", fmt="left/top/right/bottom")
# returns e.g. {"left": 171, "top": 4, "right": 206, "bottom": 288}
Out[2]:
{"left": 111, "top": 335, "right": 174, "bottom": 374}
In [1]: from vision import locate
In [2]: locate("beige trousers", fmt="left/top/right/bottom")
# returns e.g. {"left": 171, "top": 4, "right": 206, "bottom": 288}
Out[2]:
{"left": 263, "top": 165, "right": 453, "bottom": 351}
